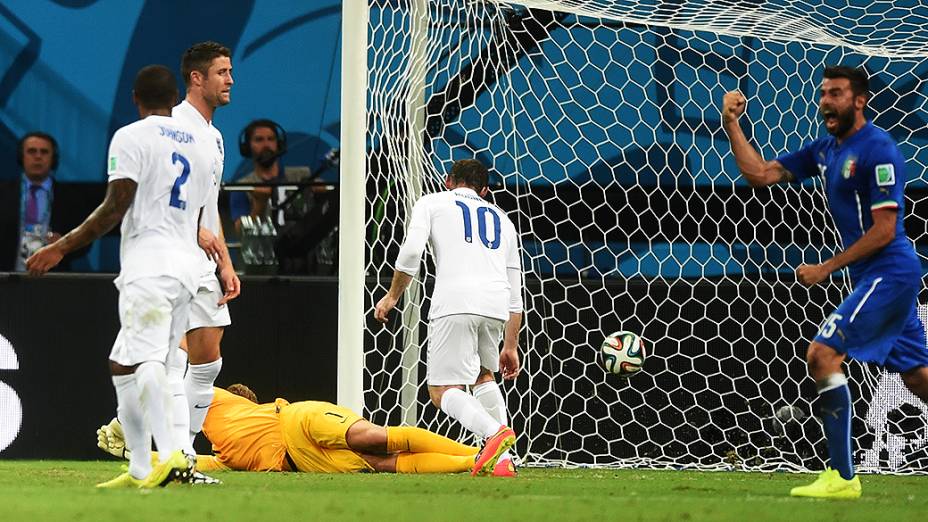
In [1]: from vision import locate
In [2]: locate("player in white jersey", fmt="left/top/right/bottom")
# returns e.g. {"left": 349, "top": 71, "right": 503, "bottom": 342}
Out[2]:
{"left": 374, "top": 159, "right": 524, "bottom": 477}
{"left": 166, "top": 42, "right": 240, "bottom": 466}
{"left": 27, "top": 65, "right": 211, "bottom": 488}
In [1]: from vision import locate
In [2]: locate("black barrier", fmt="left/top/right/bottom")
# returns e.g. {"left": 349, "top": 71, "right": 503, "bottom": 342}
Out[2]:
{"left": 3, "top": 272, "right": 925, "bottom": 468}
{"left": 0, "top": 273, "right": 337, "bottom": 459}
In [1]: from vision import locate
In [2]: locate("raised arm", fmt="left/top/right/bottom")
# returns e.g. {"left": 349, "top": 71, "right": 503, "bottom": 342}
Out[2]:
{"left": 721, "top": 91, "right": 794, "bottom": 187}
{"left": 26, "top": 179, "right": 137, "bottom": 275}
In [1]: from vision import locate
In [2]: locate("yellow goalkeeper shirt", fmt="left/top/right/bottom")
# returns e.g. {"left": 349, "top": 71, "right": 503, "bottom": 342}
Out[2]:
{"left": 199, "top": 388, "right": 291, "bottom": 472}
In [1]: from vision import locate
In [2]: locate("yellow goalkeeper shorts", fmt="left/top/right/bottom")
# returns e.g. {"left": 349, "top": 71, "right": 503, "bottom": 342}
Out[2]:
{"left": 279, "top": 401, "right": 373, "bottom": 473}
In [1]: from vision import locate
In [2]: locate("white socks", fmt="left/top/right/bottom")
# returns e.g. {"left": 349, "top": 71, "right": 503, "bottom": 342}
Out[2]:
{"left": 439, "top": 387, "right": 502, "bottom": 439}
{"left": 135, "top": 361, "right": 178, "bottom": 462}
{"left": 473, "top": 381, "right": 512, "bottom": 462}
{"left": 185, "top": 358, "right": 222, "bottom": 443}
{"left": 112, "top": 374, "right": 151, "bottom": 480}
{"left": 472, "top": 381, "right": 508, "bottom": 425}
{"left": 167, "top": 347, "right": 194, "bottom": 455}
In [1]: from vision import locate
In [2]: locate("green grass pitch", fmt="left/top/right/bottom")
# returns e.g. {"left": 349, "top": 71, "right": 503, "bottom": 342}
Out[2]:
{"left": 0, "top": 461, "right": 925, "bottom": 521}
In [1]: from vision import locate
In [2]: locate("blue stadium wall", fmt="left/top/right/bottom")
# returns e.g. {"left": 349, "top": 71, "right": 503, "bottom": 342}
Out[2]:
{"left": 4, "top": 2, "right": 926, "bottom": 188}
{"left": 0, "top": 0, "right": 341, "bottom": 185}
{"left": 366, "top": 6, "right": 928, "bottom": 188}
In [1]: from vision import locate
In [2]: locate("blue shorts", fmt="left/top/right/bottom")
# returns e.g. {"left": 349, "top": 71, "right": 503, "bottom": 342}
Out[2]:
{"left": 814, "top": 274, "right": 928, "bottom": 373}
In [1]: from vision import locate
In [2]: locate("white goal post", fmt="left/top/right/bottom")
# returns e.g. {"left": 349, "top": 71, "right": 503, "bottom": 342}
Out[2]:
{"left": 340, "top": 0, "right": 928, "bottom": 472}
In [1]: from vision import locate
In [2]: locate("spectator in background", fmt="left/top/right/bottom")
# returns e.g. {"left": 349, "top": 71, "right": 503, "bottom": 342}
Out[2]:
{"left": 0, "top": 132, "right": 88, "bottom": 271}
{"left": 229, "top": 119, "right": 310, "bottom": 232}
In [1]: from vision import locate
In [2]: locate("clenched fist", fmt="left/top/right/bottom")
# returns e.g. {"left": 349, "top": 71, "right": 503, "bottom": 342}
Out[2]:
{"left": 722, "top": 90, "right": 746, "bottom": 125}
{"left": 796, "top": 263, "right": 830, "bottom": 287}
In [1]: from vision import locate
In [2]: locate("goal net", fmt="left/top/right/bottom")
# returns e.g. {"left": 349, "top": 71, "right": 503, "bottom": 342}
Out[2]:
{"left": 359, "top": 0, "right": 928, "bottom": 473}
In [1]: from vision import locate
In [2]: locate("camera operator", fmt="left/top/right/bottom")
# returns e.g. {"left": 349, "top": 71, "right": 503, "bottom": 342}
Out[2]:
{"left": 229, "top": 119, "right": 310, "bottom": 232}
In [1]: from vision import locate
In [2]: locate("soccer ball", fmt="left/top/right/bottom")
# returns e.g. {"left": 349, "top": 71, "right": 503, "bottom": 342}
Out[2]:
{"left": 600, "top": 331, "right": 646, "bottom": 377}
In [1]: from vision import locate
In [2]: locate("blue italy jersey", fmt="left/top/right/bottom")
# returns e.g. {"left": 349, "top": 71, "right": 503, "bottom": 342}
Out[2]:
{"left": 776, "top": 121, "right": 920, "bottom": 282}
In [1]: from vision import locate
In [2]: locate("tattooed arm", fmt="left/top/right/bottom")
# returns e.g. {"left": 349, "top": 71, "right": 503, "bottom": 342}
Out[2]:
{"left": 26, "top": 179, "right": 137, "bottom": 275}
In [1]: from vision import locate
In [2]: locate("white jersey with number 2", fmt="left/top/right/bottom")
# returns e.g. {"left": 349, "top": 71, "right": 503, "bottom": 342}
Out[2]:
{"left": 395, "top": 187, "right": 523, "bottom": 321}
{"left": 172, "top": 100, "right": 225, "bottom": 276}
{"left": 108, "top": 115, "right": 214, "bottom": 294}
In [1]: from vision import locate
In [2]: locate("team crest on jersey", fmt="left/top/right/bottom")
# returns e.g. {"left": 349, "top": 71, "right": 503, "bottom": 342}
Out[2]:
{"left": 875, "top": 164, "right": 895, "bottom": 186}
{"left": 841, "top": 155, "right": 856, "bottom": 179}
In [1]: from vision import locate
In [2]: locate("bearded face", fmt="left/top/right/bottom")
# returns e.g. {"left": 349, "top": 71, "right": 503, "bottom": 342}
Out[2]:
{"left": 250, "top": 127, "right": 279, "bottom": 169}
{"left": 201, "top": 56, "right": 233, "bottom": 108}
{"left": 820, "top": 103, "right": 856, "bottom": 138}
{"left": 819, "top": 77, "right": 862, "bottom": 139}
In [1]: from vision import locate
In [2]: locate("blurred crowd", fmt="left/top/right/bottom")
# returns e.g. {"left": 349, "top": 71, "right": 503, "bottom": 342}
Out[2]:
{"left": 2, "top": 125, "right": 339, "bottom": 275}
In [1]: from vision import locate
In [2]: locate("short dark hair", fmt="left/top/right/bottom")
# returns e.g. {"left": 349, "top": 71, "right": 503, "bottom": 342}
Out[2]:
{"left": 239, "top": 119, "right": 287, "bottom": 157}
{"left": 133, "top": 65, "right": 178, "bottom": 110}
{"left": 17, "top": 131, "right": 59, "bottom": 170}
{"left": 823, "top": 65, "right": 870, "bottom": 99}
{"left": 448, "top": 159, "right": 489, "bottom": 190}
{"left": 227, "top": 383, "right": 257, "bottom": 403}
{"left": 245, "top": 119, "right": 282, "bottom": 142}
{"left": 181, "top": 41, "right": 231, "bottom": 88}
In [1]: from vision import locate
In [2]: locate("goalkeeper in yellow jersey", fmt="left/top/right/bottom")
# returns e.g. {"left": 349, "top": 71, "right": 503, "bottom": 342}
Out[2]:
{"left": 98, "top": 384, "right": 479, "bottom": 474}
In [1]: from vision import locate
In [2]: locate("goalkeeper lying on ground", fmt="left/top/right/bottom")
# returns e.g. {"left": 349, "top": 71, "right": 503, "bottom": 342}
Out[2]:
{"left": 98, "top": 384, "right": 480, "bottom": 474}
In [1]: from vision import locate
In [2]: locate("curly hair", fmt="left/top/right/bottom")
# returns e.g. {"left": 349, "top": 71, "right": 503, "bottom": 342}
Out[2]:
{"left": 226, "top": 383, "right": 258, "bottom": 403}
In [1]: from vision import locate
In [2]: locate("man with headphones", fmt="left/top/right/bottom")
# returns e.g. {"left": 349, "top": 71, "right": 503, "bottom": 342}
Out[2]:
{"left": 0, "top": 131, "right": 88, "bottom": 271}
{"left": 229, "top": 119, "right": 310, "bottom": 233}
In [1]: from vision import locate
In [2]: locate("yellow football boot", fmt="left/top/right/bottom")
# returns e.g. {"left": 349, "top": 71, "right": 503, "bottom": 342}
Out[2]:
{"left": 95, "top": 471, "right": 142, "bottom": 489}
{"left": 138, "top": 450, "right": 192, "bottom": 488}
{"left": 790, "top": 468, "right": 861, "bottom": 499}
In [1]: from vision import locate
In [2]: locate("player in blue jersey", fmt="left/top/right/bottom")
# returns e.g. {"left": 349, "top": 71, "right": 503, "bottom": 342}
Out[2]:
{"left": 721, "top": 65, "right": 928, "bottom": 499}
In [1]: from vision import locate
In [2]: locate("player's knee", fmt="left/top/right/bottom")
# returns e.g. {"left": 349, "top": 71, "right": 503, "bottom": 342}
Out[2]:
{"left": 186, "top": 327, "right": 223, "bottom": 364}
{"left": 428, "top": 385, "right": 461, "bottom": 408}
{"left": 361, "top": 453, "right": 395, "bottom": 473}
{"left": 428, "top": 387, "right": 445, "bottom": 408}
{"left": 806, "top": 342, "right": 842, "bottom": 379}
{"left": 806, "top": 352, "right": 826, "bottom": 376}
{"left": 805, "top": 347, "right": 820, "bottom": 372}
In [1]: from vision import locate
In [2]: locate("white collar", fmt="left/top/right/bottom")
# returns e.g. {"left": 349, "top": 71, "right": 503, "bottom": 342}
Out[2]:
{"left": 175, "top": 99, "right": 212, "bottom": 128}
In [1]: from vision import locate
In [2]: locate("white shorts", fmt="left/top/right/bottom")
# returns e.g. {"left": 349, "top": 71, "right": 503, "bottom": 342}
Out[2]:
{"left": 427, "top": 314, "right": 505, "bottom": 386}
{"left": 187, "top": 273, "right": 231, "bottom": 331}
{"left": 109, "top": 276, "right": 193, "bottom": 367}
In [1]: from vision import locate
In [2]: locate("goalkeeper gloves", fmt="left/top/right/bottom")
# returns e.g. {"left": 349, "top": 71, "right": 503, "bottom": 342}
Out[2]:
{"left": 96, "top": 417, "right": 131, "bottom": 460}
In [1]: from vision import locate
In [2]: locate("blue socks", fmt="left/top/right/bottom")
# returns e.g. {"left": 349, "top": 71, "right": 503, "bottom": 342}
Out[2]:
{"left": 817, "top": 373, "right": 854, "bottom": 480}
